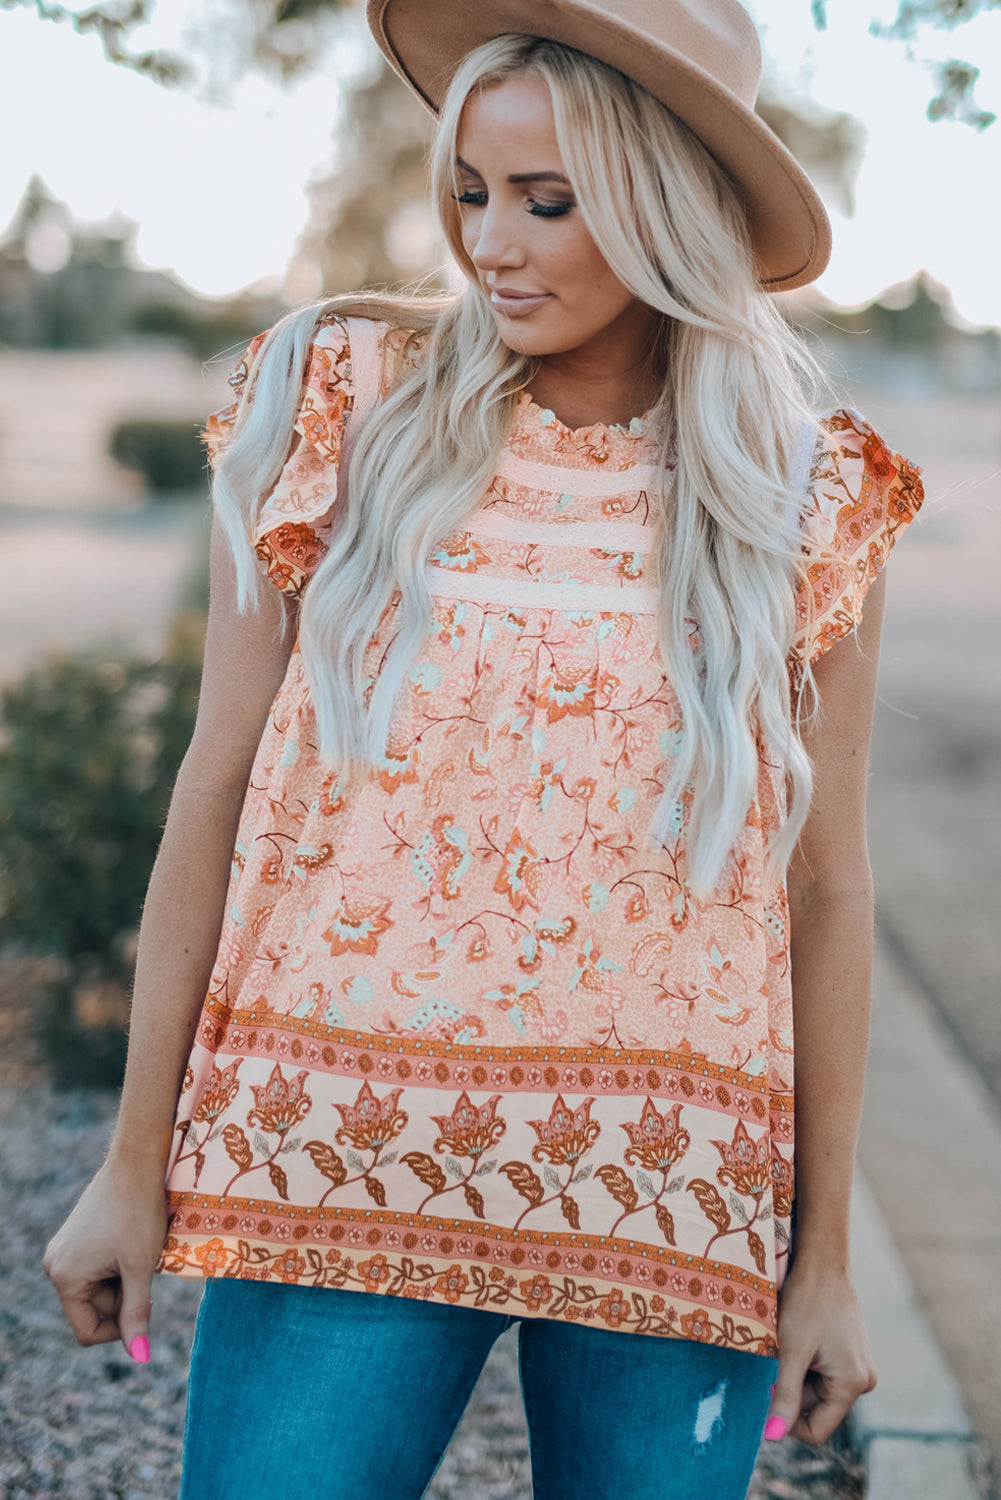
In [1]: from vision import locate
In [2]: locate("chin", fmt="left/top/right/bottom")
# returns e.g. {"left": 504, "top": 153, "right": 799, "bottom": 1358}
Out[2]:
{"left": 493, "top": 321, "right": 577, "bottom": 358}
{"left": 493, "top": 326, "right": 540, "bottom": 355}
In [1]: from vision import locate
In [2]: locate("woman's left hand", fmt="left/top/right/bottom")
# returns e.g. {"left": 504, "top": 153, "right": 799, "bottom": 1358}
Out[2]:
{"left": 766, "top": 1258, "right": 878, "bottom": 1446}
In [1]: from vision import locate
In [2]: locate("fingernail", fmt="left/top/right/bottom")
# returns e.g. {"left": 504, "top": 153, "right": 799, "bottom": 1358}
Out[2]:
{"left": 763, "top": 1415, "right": 787, "bottom": 1441}
{"left": 129, "top": 1336, "right": 150, "bottom": 1363}
{"left": 770, "top": 1383, "right": 776, "bottom": 1395}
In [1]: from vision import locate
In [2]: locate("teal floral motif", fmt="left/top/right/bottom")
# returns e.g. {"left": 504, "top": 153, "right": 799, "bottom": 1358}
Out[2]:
{"left": 321, "top": 993, "right": 345, "bottom": 1027}
{"left": 569, "top": 937, "right": 621, "bottom": 993}
{"left": 409, "top": 816, "right": 472, "bottom": 902}
{"left": 583, "top": 881, "right": 610, "bottom": 913}
{"left": 483, "top": 976, "right": 542, "bottom": 1033}
{"left": 429, "top": 600, "right": 467, "bottom": 653}
{"left": 764, "top": 908, "right": 786, "bottom": 942}
{"left": 409, "top": 662, "right": 442, "bottom": 694}
{"left": 402, "top": 997, "right": 465, "bottom": 1032}
{"left": 342, "top": 974, "right": 373, "bottom": 1007}
{"left": 608, "top": 786, "right": 636, "bottom": 813}
{"left": 659, "top": 725, "right": 685, "bottom": 757}
{"left": 529, "top": 755, "right": 567, "bottom": 810}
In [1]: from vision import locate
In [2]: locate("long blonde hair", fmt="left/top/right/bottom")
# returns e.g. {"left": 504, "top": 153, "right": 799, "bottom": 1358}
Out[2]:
{"left": 211, "top": 34, "right": 848, "bottom": 902}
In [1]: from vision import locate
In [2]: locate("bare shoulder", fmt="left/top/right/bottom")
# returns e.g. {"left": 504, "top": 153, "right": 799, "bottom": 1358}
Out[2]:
{"left": 182, "top": 516, "right": 298, "bottom": 794}
{"left": 787, "top": 565, "right": 888, "bottom": 905}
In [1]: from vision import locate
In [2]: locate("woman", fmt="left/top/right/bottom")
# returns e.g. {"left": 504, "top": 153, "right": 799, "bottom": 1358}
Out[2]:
{"left": 42, "top": 1, "right": 925, "bottom": 1496}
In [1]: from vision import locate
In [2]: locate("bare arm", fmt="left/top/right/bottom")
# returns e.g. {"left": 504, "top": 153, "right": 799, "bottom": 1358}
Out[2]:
{"left": 786, "top": 569, "right": 886, "bottom": 1263}
{"left": 106, "top": 520, "right": 298, "bottom": 1172}
{"left": 42, "top": 518, "right": 297, "bottom": 1352}
{"left": 766, "top": 568, "right": 886, "bottom": 1444}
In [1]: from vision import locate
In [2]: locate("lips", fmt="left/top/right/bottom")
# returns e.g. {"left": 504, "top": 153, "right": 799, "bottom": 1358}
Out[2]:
{"left": 489, "top": 286, "right": 552, "bottom": 318}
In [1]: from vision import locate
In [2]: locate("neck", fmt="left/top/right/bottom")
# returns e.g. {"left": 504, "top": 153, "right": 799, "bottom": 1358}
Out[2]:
{"left": 528, "top": 311, "right": 667, "bottom": 430}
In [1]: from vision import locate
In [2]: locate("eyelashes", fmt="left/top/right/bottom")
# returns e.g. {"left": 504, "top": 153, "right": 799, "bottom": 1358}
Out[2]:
{"left": 450, "top": 191, "right": 572, "bottom": 219}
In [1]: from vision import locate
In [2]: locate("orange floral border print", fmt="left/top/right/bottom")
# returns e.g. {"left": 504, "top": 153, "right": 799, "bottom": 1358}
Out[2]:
{"left": 159, "top": 1225, "right": 777, "bottom": 1353}
{"left": 158, "top": 1021, "right": 791, "bottom": 1354}
{"left": 197, "top": 1002, "right": 792, "bottom": 1115}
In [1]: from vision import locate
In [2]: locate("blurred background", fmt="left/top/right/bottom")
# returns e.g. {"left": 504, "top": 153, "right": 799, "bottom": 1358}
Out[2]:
{"left": 0, "top": 1, "right": 998, "bottom": 1497}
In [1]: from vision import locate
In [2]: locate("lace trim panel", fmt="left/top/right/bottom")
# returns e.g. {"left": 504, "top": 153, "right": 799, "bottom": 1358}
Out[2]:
{"left": 463, "top": 509, "right": 653, "bottom": 552}
{"left": 425, "top": 566, "right": 660, "bottom": 615}
{"left": 495, "top": 452, "right": 659, "bottom": 498}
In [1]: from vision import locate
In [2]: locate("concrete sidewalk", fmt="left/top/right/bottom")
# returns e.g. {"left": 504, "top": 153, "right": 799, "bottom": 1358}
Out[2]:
{"left": 848, "top": 933, "right": 1001, "bottom": 1500}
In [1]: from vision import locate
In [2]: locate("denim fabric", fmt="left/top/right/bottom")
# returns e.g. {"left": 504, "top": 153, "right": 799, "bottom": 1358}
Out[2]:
{"left": 179, "top": 1279, "right": 778, "bottom": 1500}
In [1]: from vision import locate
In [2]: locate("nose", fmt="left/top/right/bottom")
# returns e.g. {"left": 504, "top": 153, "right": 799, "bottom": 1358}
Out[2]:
{"left": 467, "top": 202, "right": 527, "bottom": 277}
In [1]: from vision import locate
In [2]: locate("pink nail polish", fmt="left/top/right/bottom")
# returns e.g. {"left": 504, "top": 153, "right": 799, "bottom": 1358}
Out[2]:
{"left": 770, "top": 1383, "right": 776, "bottom": 1396}
{"left": 763, "top": 1415, "right": 787, "bottom": 1441}
{"left": 129, "top": 1335, "right": 150, "bottom": 1363}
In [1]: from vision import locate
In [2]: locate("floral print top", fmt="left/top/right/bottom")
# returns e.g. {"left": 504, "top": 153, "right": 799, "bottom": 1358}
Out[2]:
{"left": 156, "top": 314, "right": 924, "bottom": 1355}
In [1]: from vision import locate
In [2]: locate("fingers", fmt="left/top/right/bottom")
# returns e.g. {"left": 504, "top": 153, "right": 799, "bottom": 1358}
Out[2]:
{"left": 117, "top": 1264, "right": 154, "bottom": 1362}
{"left": 43, "top": 1252, "right": 153, "bottom": 1361}
{"left": 46, "top": 1270, "right": 124, "bottom": 1348}
{"left": 792, "top": 1362, "right": 878, "bottom": 1447}
{"left": 768, "top": 1360, "right": 878, "bottom": 1448}
{"left": 765, "top": 1347, "right": 815, "bottom": 1443}
{"left": 41, "top": 1169, "right": 167, "bottom": 1364}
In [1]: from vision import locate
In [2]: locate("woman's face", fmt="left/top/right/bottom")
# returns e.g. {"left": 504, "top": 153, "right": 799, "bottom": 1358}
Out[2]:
{"left": 453, "top": 73, "right": 656, "bottom": 364}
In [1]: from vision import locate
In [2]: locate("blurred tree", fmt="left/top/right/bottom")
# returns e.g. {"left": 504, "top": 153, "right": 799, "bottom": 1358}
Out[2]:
{"left": 0, "top": 622, "right": 204, "bottom": 964}
{"left": 0, "top": 176, "right": 284, "bottom": 348}
{"left": 2, "top": 0, "right": 991, "bottom": 299}
{"left": 0, "top": 614, "right": 206, "bottom": 1085}
{"left": 812, "top": 0, "right": 998, "bottom": 128}
{"left": 3, "top": 0, "right": 992, "bottom": 307}
{"left": 295, "top": 56, "right": 441, "bottom": 295}
{"left": 755, "top": 96, "right": 866, "bottom": 216}
{"left": 108, "top": 416, "right": 206, "bottom": 494}
{"left": 3, "top": 0, "right": 994, "bottom": 125}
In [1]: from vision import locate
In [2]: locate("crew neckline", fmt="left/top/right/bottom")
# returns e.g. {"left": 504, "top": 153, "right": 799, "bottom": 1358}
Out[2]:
{"left": 515, "top": 389, "right": 654, "bottom": 441}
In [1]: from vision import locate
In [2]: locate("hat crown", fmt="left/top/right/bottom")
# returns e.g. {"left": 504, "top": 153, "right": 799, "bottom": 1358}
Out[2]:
{"left": 379, "top": 0, "right": 763, "bottom": 109}
{"left": 537, "top": 0, "right": 764, "bottom": 105}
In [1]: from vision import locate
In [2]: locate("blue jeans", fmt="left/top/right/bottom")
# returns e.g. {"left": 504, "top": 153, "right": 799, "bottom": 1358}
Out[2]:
{"left": 179, "top": 1279, "right": 778, "bottom": 1500}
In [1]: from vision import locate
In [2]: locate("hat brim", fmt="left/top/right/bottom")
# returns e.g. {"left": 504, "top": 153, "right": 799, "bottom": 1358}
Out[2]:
{"left": 367, "top": 0, "right": 832, "bottom": 292}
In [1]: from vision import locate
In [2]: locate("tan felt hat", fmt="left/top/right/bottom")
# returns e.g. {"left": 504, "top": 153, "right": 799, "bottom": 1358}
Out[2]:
{"left": 366, "top": 0, "right": 833, "bottom": 291}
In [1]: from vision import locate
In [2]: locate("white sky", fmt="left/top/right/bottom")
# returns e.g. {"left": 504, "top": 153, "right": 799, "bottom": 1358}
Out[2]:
{"left": 1, "top": 0, "right": 999, "bottom": 326}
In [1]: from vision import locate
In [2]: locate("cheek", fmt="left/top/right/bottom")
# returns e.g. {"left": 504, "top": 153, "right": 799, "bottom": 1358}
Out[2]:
{"left": 546, "top": 229, "right": 625, "bottom": 303}
{"left": 459, "top": 218, "right": 478, "bottom": 265}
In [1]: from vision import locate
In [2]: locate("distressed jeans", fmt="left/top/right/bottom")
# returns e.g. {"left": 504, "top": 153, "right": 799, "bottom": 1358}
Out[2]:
{"left": 179, "top": 1278, "right": 778, "bottom": 1500}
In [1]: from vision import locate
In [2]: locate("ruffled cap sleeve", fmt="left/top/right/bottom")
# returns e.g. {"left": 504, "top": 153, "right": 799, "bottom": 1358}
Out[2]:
{"left": 200, "top": 328, "right": 270, "bottom": 472}
{"left": 251, "top": 315, "right": 356, "bottom": 598}
{"left": 199, "top": 314, "right": 357, "bottom": 599}
{"left": 789, "top": 407, "right": 925, "bottom": 671}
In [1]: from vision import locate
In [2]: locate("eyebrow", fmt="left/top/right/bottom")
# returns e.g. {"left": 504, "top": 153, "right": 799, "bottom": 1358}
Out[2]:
{"left": 455, "top": 154, "right": 571, "bottom": 186}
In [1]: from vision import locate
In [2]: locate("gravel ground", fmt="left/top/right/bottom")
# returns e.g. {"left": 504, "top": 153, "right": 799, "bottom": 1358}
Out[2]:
{"left": 0, "top": 959, "right": 864, "bottom": 1500}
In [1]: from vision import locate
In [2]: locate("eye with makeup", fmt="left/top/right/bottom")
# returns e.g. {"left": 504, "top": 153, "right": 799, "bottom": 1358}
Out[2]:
{"left": 450, "top": 190, "right": 573, "bottom": 218}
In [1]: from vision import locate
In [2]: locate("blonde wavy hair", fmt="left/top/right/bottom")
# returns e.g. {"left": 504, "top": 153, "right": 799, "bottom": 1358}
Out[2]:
{"left": 211, "top": 33, "right": 851, "bottom": 903}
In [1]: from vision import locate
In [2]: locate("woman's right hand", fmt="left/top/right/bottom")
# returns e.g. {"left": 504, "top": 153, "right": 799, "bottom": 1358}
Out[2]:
{"left": 42, "top": 1156, "right": 168, "bottom": 1362}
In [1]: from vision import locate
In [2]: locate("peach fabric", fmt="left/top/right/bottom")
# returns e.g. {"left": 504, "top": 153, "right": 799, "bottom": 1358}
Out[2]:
{"left": 156, "top": 314, "right": 924, "bottom": 1354}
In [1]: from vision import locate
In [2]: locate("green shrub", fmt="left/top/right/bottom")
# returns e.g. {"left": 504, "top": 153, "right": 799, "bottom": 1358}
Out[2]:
{"left": 109, "top": 418, "right": 207, "bottom": 495}
{"left": 0, "top": 612, "right": 206, "bottom": 1086}
{"left": 127, "top": 302, "right": 265, "bottom": 362}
